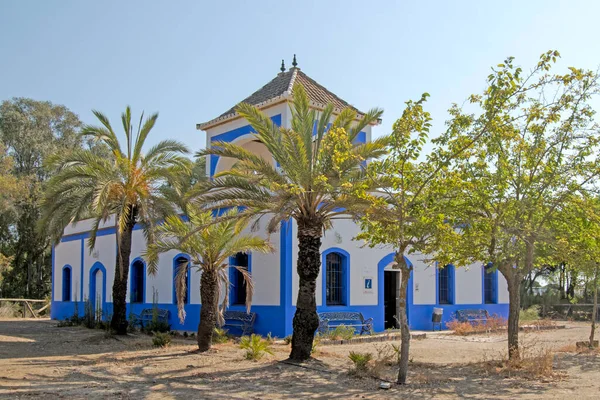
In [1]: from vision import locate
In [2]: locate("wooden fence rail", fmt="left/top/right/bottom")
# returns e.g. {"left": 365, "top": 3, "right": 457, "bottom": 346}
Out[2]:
{"left": 0, "top": 298, "right": 49, "bottom": 318}
{"left": 542, "top": 304, "right": 600, "bottom": 321}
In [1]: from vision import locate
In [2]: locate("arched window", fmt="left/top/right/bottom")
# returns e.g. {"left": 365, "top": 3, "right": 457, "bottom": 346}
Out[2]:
{"left": 62, "top": 266, "right": 72, "bottom": 302}
{"left": 484, "top": 263, "right": 498, "bottom": 304}
{"left": 230, "top": 253, "right": 249, "bottom": 305}
{"left": 130, "top": 260, "right": 145, "bottom": 303}
{"left": 173, "top": 255, "right": 190, "bottom": 304}
{"left": 438, "top": 264, "right": 454, "bottom": 304}
{"left": 325, "top": 251, "right": 348, "bottom": 306}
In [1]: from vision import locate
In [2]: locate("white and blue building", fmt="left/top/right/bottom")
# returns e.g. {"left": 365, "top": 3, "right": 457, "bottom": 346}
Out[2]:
{"left": 51, "top": 61, "right": 509, "bottom": 336}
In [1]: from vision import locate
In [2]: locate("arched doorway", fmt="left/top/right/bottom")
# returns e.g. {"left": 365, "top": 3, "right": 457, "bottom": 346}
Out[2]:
{"left": 89, "top": 263, "right": 106, "bottom": 321}
{"left": 378, "top": 254, "right": 413, "bottom": 330}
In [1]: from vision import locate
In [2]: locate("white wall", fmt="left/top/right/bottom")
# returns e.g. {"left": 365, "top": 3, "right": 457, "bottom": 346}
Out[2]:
{"left": 63, "top": 215, "right": 115, "bottom": 236}
{"left": 83, "top": 234, "right": 116, "bottom": 302}
{"left": 455, "top": 262, "right": 483, "bottom": 304}
{"left": 249, "top": 229, "right": 280, "bottom": 305}
{"left": 410, "top": 253, "right": 436, "bottom": 305}
{"left": 498, "top": 272, "right": 510, "bottom": 304}
{"left": 66, "top": 222, "right": 281, "bottom": 307}
{"left": 291, "top": 219, "right": 393, "bottom": 306}
{"left": 53, "top": 240, "right": 81, "bottom": 301}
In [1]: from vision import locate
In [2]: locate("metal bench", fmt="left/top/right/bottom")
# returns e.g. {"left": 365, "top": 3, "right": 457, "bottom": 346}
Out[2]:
{"left": 318, "top": 311, "right": 373, "bottom": 335}
{"left": 455, "top": 309, "right": 489, "bottom": 324}
{"left": 223, "top": 310, "right": 256, "bottom": 336}
{"left": 132, "top": 308, "right": 170, "bottom": 329}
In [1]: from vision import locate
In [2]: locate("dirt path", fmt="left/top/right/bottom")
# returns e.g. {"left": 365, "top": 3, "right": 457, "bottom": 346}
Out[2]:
{"left": 0, "top": 319, "right": 599, "bottom": 399}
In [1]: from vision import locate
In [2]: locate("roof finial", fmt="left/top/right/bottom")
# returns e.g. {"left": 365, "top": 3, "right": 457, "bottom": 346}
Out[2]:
{"left": 280, "top": 59, "right": 285, "bottom": 73}
{"left": 292, "top": 54, "right": 298, "bottom": 68}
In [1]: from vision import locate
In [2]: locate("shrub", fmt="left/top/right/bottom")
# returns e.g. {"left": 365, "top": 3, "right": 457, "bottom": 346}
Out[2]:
{"left": 152, "top": 331, "right": 172, "bottom": 347}
{"left": 446, "top": 316, "right": 507, "bottom": 335}
{"left": 240, "top": 334, "right": 274, "bottom": 360}
{"left": 266, "top": 332, "right": 275, "bottom": 344}
{"left": 520, "top": 306, "right": 541, "bottom": 321}
{"left": 484, "top": 347, "right": 556, "bottom": 379}
{"left": 127, "top": 312, "right": 137, "bottom": 333}
{"left": 82, "top": 297, "right": 96, "bottom": 329}
{"left": 327, "top": 325, "right": 356, "bottom": 340}
{"left": 348, "top": 351, "right": 373, "bottom": 375}
{"left": 527, "top": 319, "right": 557, "bottom": 328}
{"left": 0, "top": 303, "right": 19, "bottom": 318}
{"left": 143, "top": 320, "right": 170, "bottom": 334}
{"left": 213, "top": 327, "right": 229, "bottom": 344}
{"left": 57, "top": 319, "right": 76, "bottom": 327}
{"left": 311, "top": 336, "right": 321, "bottom": 355}
{"left": 284, "top": 335, "right": 293, "bottom": 345}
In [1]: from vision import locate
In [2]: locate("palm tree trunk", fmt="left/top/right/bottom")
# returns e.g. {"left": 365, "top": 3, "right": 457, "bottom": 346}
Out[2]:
{"left": 290, "top": 220, "right": 322, "bottom": 361}
{"left": 198, "top": 268, "right": 219, "bottom": 352}
{"left": 110, "top": 211, "right": 136, "bottom": 335}
{"left": 396, "top": 251, "right": 411, "bottom": 385}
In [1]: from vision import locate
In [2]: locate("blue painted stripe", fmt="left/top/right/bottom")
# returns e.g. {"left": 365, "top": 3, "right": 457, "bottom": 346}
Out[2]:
{"left": 280, "top": 219, "right": 294, "bottom": 335}
{"left": 51, "top": 245, "right": 55, "bottom": 305}
{"left": 80, "top": 239, "right": 84, "bottom": 303}
{"left": 61, "top": 223, "right": 144, "bottom": 243}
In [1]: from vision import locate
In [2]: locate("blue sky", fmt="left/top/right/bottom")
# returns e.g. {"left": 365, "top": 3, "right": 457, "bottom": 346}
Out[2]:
{"left": 1, "top": 0, "right": 599, "bottom": 154}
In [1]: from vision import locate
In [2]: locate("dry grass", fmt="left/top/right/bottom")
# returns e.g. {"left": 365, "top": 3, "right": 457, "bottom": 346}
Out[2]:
{"left": 525, "top": 319, "right": 557, "bottom": 328}
{"left": 481, "top": 339, "right": 562, "bottom": 381}
{"left": 446, "top": 316, "right": 507, "bottom": 335}
{"left": 556, "top": 343, "right": 600, "bottom": 354}
{"left": 0, "top": 303, "right": 19, "bottom": 318}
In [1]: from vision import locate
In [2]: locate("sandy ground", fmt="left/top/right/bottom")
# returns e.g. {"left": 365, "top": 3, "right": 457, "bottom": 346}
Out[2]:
{"left": 0, "top": 319, "right": 599, "bottom": 399}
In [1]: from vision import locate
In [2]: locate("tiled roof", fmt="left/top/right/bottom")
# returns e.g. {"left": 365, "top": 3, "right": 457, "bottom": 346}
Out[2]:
{"left": 197, "top": 67, "right": 365, "bottom": 130}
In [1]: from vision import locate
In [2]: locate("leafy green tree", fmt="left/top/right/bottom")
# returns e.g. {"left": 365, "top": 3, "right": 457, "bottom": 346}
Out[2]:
{"left": 356, "top": 94, "right": 466, "bottom": 384}
{"left": 42, "top": 107, "right": 189, "bottom": 334}
{"left": 0, "top": 98, "right": 83, "bottom": 298}
{"left": 160, "top": 156, "right": 206, "bottom": 214}
{"left": 550, "top": 196, "right": 600, "bottom": 347}
{"left": 144, "top": 208, "right": 272, "bottom": 351}
{"left": 195, "top": 84, "right": 387, "bottom": 360}
{"left": 0, "top": 143, "right": 20, "bottom": 295}
{"left": 438, "top": 51, "right": 600, "bottom": 360}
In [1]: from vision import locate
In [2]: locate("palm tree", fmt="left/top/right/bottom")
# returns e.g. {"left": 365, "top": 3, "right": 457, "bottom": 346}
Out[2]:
{"left": 144, "top": 207, "right": 273, "bottom": 351}
{"left": 42, "top": 107, "right": 189, "bottom": 334}
{"left": 194, "top": 85, "right": 388, "bottom": 360}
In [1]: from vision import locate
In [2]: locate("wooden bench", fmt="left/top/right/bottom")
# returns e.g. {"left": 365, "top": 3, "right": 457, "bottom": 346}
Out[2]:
{"left": 132, "top": 308, "right": 170, "bottom": 329}
{"left": 223, "top": 311, "right": 256, "bottom": 336}
{"left": 318, "top": 311, "right": 373, "bottom": 335}
{"left": 456, "top": 309, "right": 489, "bottom": 324}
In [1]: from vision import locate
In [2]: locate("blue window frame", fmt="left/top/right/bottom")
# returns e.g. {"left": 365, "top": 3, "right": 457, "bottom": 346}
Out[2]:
{"left": 130, "top": 259, "right": 145, "bottom": 303}
{"left": 484, "top": 263, "right": 498, "bottom": 304}
{"left": 438, "top": 264, "right": 454, "bottom": 305}
{"left": 325, "top": 251, "right": 348, "bottom": 306}
{"left": 62, "top": 266, "right": 72, "bottom": 302}
{"left": 173, "top": 255, "right": 190, "bottom": 304}
{"left": 230, "top": 252, "right": 249, "bottom": 305}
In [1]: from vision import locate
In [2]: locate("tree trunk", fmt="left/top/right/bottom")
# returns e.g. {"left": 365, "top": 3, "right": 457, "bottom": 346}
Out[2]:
{"left": 567, "top": 271, "right": 577, "bottom": 300}
{"left": 560, "top": 264, "right": 566, "bottom": 299}
{"left": 590, "top": 266, "right": 598, "bottom": 347}
{"left": 197, "top": 268, "right": 219, "bottom": 352}
{"left": 395, "top": 251, "right": 411, "bottom": 385}
{"left": 504, "top": 270, "right": 521, "bottom": 360}
{"left": 289, "top": 220, "right": 322, "bottom": 361}
{"left": 110, "top": 210, "right": 136, "bottom": 335}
